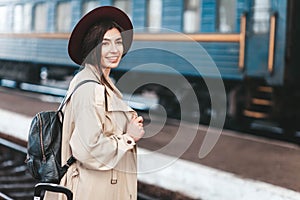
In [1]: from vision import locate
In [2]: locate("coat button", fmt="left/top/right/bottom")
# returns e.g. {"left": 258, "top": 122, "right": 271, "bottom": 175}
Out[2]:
{"left": 127, "top": 140, "right": 132, "bottom": 144}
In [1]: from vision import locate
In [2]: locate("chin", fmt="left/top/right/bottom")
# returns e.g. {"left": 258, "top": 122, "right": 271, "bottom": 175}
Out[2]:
{"left": 108, "top": 63, "right": 119, "bottom": 68}
{"left": 103, "top": 62, "right": 118, "bottom": 69}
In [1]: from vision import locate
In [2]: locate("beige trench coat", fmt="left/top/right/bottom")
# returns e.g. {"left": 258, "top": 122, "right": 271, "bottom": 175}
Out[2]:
{"left": 46, "top": 64, "right": 138, "bottom": 200}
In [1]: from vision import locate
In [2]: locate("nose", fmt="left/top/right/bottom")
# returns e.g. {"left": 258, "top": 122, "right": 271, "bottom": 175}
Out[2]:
{"left": 109, "top": 43, "right": 119, "bottom": 53}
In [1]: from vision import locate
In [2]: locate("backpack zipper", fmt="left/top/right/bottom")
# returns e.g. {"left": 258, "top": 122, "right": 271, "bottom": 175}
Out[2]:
{"left": 37, "top": 113, "right": 46, "bottom": 163}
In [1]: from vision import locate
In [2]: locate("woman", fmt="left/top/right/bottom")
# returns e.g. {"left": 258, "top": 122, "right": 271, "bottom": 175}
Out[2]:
{"left": 49, "top": 6, "right": 144, "bottom": 200}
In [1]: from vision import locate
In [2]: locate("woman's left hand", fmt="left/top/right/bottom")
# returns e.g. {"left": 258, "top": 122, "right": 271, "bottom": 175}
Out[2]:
{"left": 126, "top": 116, "right": 145, "bottom": 142}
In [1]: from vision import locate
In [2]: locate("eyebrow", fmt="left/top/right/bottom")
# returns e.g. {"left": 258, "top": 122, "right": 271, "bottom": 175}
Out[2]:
{"left": 103, "top": 36, "right": 122, "bottom": 41}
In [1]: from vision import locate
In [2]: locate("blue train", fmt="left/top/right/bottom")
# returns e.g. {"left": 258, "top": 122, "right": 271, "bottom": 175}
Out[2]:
{"left": 0, "top": 0, "right": 299, "bottom": 141}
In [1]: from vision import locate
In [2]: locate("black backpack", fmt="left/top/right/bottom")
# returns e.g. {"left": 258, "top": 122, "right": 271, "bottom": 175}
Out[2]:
{"left": 26, "top": 80, "right": 99, "bottom": 183}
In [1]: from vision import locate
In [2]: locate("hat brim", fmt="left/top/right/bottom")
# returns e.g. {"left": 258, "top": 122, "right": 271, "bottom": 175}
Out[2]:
{"left": 68, "top": 6, "right": 133, "bottom": 65}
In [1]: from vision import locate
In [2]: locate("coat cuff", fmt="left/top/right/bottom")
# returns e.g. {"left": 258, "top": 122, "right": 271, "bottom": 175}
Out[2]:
{"left": 119, "top": 133, "right": 136, "bottom": 148}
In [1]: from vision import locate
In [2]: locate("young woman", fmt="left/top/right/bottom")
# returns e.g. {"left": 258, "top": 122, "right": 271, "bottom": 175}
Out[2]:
{"left": 47, "top": 6, "right": 144, "bottom": 200}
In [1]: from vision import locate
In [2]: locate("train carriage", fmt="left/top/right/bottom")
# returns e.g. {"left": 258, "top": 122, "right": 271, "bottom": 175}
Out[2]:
{"left": 0, "top": 0, "right": 299, "bottom": 141}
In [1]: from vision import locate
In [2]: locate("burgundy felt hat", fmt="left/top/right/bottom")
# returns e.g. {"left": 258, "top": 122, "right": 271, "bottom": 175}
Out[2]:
{"left": 68, "top": 6, "right": 133, "bottom": 65}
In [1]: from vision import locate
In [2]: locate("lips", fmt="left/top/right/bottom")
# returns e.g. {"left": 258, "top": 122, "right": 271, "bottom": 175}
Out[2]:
{"left": 106, "top": 56, "right": 119, "bottom": 62}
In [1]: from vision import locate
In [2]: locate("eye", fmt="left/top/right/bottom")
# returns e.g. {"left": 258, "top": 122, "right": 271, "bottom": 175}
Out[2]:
{"left": 102, "top": 41, "right": 110, "bottom": 46}
{"left": 116, "top": 40, "right": 123, "bottom": 45}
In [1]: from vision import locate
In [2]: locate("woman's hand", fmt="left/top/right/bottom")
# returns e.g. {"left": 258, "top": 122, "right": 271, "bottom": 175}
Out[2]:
{"left": 126, "top": 116, "right": 145, "bottom": 142}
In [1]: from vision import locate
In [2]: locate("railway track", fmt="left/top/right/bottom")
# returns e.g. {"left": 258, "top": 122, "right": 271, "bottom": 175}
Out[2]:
{"left": 0, "top": 138, "right": 159, "bottom": 200}
{"left": 0, "top": 139, "right": 37, "bottom": 200}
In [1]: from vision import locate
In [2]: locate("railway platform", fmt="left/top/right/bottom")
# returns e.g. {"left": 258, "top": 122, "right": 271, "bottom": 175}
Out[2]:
{"left": 0, "top": 87, "right": 300, "bottom": 200}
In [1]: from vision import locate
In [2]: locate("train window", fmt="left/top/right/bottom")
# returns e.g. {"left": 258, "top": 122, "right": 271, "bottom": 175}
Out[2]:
{"left": 56, "top": 1, "right": 72, "bottom": 32}
{"left": 216, "top": 0, "right": 236, "bottom": 33}
{"left": 252, "top": 0, "right": 271, "bottom": 34}
{"left": 13, "top": 4, "right": 31, "bottom": 33}
{"left": 82, "top": 0, "right": 99, "bottom": 16}
{"left": 13, "top": 4, "right": 32, "bottom": 33}
{"left": 34, "top": 3, "right": 48, "bottom": 32}
{"left": 0, "top": 6, "right": 8, "bottom": 32}
{"left": 183, "top": 0, "right": 200, "bottom": 33}
{"left": 146, "top": 0, "right": 162, "bottom": 32}
{"left": 113, "top": 0, "right": 132, "bottom": 19}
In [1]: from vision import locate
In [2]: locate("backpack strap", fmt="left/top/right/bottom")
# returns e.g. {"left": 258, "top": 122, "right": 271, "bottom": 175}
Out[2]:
{"left": 60, "top": 155, "right": 77, "bottom": 178}
{"left": 58, "top": 80, "right": 100, "bottom": 111}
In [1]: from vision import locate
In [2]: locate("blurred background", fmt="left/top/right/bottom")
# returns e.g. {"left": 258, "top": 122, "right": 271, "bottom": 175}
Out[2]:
{"left": 0, "top": 0, "right": 300, "bottom": 199}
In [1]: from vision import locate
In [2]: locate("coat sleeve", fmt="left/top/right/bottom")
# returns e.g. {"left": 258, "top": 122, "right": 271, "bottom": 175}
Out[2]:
{"left": 69, "top": 84, "right": 135, "bottom": 170}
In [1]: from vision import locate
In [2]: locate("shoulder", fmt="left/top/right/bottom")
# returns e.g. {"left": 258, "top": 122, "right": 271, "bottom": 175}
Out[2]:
{"left": 69, "top": 79, "right": 105, "bottom": 107}
{"left": 76, "top": 80, "right": 104, "bottom": 96}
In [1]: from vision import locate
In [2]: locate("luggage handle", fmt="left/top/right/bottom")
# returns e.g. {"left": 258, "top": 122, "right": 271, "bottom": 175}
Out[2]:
{"left": 33, "top": 183, "right": 73, "bottom": 200}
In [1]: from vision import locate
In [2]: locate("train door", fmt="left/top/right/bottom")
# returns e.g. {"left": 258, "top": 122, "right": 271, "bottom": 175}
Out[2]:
{"left": 240, "top": 0, "right": 293, "bottom": 134}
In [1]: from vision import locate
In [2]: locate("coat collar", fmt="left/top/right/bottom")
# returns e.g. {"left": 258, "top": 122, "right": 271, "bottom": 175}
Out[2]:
{"left": 85, "top": 64, "right": 134, "bottom": 112}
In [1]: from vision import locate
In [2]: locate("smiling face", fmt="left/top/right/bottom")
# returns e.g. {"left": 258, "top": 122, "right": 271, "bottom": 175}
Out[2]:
{"left": 100, "top": 28, "right": 124, "bottom": 70}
